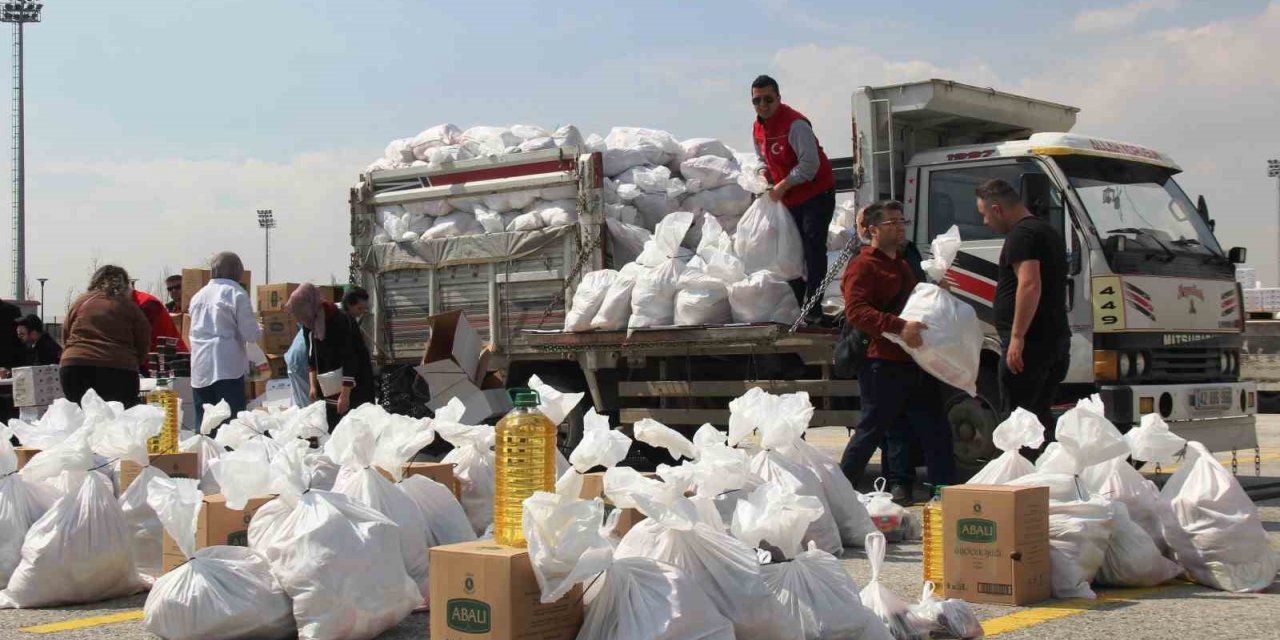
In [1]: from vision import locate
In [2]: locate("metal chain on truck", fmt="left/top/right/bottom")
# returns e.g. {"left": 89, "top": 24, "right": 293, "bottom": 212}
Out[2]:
{"left": 534, "top": 224, "right": 604, "bottom": 329}
{"left": 788, "top": 233, "right": 859, "bottom": 334}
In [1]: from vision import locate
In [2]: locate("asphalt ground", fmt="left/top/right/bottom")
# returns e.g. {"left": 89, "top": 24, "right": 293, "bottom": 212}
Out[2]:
{"left": 4, "top": 418, "right": 1279, "bottom": 639}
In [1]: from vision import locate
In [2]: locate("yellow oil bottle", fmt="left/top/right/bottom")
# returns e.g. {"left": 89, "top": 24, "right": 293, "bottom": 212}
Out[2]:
{"left": 146, "top": 378, "right": 180, "bottom": 454}
{"left": 922, "top": 485, "right": 945, "bottom": 591}
{"left": 492, "top": 389, "right": 556, "bottom": 547}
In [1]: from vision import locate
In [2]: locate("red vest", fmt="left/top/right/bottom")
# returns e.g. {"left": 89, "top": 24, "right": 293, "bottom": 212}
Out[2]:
{"left": 752, "top": 103, "right": 835, "bottom": 208}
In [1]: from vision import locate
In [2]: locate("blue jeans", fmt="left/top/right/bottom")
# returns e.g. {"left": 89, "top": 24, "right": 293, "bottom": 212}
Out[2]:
{"left": 192, "top": 376, "right": 247, "bottom": 433}
{"left": 839, "top": 359, "right": 955, "bottom": 488}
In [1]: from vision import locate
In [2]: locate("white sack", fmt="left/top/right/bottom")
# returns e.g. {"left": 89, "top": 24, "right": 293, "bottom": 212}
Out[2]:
{"left": 885, "top": 283, "right": 982, "bottom": 396}
{"left": 1096, "top": 501, "right": 1182, "bottom": 588}
{"left": 523, "top": 492, "right": 614, "bottom": 603}
{"left": 248, "top": 448, "right": 421, "bottom": 640}
{"left": 765, "top": 542, "right": 891, "bottom": 640}
{"left": 683, "top": 184, "right": 753, "bottom": 219}
{"left": 907, "top": 581, "right": 982, "bottom": 640}
{"left": 0, "top": 432, "right": 57, "bottom": 588}
{"left": 731, "top": 481, "right": 824, "bottom": 558}
{"left": 143, "top": 477, "right": 295, "bottom": 640}
{"left": 8, "top": 398, "right": 85, "bottom": 448}
{"left": 1160, "top": 441, "right": 1278, "bottom": 592}
{"left": 422, "top": 211, "right": 481, "bottom": 240}
{"left": 435, "top": 400, "right": 497, "bottom": 536}
{"left": 591, "top": 260, "right": 640, "bottom": 329}
{"left": 1055, "top": 395, "right": 1130, "bottom": 472}
{"left": 1081, "top": 456, "right": 1169, "bottom": 551}
{"left": 605, "top": 219, "right": 652, "bottom": 269}
{"left": 461, "top": 126, "right": 520, "bottom": 157}
{"left": 919, "top": 225, "right": 961, "bottom": 282}
{"left": 507, "top": 210, "right": 547, "bottom": 232}
{"left": 860, "top": 532, "right": 929, "bottom": 640}
{"left": 735, "top": 197, "right": 804, "bottom": 281}
{"left": 580, "top": 556, "right": 736, "bottom": 640}
{"left": 553, "top": 124, "right": 585, "bottom": 149}
{"left": 780, "top": 439, "right": 878, "bottom": 548}
{"left": 967, "top": 408, "right": 1044, "bottom": 485}
{"left": 565, "top": 269, "right": 619, "bottom": 332}
{"left": 0, "top": 472, "right": 147, "bottom": 608}
{"left": 680, "top": 138, "right": 734, "bottom": 161}
{"left": 728, "top": 270, "right": 802, "bottom": 324}
{"left": 749, "top": 450, "right": 843, "bottom": 555}
{"left": 630, "top": 212, "right": 694, "bottom": 328}
{"left": 398, "top": 475, "right": 476, "bottom": 546}
{"left": 1126, "top": 413, "right": 1187, "bottom": 464}
{"left": 384, "top": 138, "right": 414, "bottom": 164}
{"left": 1047, "top": 498, "right": 1113, "bottom": 599}
{"left": 604, "top": 127, "right": 682, "bottom": 175}
{"left": 681, "top": 156, "right": 740, "bottom": 191}
{"left": 409, "top": 124, "right": 462, "bottom": 160}
{"left": 675, "top": 266, "right": 732, "bottom": 326}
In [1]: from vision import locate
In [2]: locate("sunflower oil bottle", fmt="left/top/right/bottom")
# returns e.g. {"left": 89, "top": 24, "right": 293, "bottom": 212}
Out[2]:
{"left": 493, "top": 390, "right": 556, "bottom": 547}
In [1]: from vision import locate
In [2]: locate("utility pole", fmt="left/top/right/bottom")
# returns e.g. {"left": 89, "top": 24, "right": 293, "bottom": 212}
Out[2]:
{"left": 35, "top": 275, "right": 43, "bottom": 313}
{"left": 2, "top": 2, "right": 40, "bottom": 301}
{"left": 257, "top": 209, "right": 275, "bottom": 283}
{"left": 1269, "top": 160, "right": 1279, "bottom": 287}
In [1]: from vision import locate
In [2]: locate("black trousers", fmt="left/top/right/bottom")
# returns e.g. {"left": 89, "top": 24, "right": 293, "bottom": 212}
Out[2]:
{"left": 840, "top": 358, "right": 956, "bottom": 488}
{"left": 60, "top": 364, "right": 141, "bottom": 408}
{"left": 999, "top": 334, "right": 1072, "bottom": 445}
{"left": 787, "top": 188, "right": 836, "bottom": 309}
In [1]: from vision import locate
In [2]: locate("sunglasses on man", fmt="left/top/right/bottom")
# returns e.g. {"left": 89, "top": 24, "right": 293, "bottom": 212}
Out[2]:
{"left": 166, "top": 285, "right": 181, "bottom": 292}
{"left": 751, "top": 95, "right": 776, "bottom": 106}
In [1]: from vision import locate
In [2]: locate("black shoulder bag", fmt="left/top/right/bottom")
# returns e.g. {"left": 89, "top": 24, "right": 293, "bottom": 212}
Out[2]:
{"left": 832, "top": 259, "right": 915, "bottom": 378}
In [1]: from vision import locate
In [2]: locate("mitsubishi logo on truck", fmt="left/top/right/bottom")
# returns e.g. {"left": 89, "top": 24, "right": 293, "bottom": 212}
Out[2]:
{"left": 1178, "top": 284, "right": 1205, "bottom": 314}
{"left": 1163, "top": 333, "right": 1214, "bottom": 346}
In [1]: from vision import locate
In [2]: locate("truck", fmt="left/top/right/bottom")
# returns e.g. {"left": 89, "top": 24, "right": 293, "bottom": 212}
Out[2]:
{"left": 350, "top": 78, "right": 1257, "bottom": 469}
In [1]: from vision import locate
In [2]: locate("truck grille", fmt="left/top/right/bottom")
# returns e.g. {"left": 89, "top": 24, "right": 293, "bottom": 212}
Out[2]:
{"left": 1146, "top": 348, "right": 1229, "bottom": 383}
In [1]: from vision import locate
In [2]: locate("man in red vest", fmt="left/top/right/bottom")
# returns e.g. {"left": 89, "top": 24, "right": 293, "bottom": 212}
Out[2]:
{"left": 751, "top": 74, "right": 837, "bottom": 321}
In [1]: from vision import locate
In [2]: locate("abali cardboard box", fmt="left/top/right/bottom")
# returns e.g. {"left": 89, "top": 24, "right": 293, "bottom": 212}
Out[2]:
{"left": 430, "top": 540, "right": 582, "bottom": 640}
{"left": 942, "top": 484, "right": 1051, "bottom": 606}
{"left": 161, "top": 495, "right": 275, "bottom": 572}
{"left": 117, "top": 453, "right": 199, "bottom": 497}
{"left": 257, "top": 282, "right": 300, "bottom": 313}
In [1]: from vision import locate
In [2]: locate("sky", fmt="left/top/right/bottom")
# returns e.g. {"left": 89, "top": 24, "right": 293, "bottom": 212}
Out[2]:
{"left": 7, "top": 0, "right": 1280, "bottom": 314}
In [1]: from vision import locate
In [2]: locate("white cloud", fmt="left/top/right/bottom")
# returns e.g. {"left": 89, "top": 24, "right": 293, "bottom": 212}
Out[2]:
{"left": 1072, "top": 0, "right": 1179, "bottom": 33}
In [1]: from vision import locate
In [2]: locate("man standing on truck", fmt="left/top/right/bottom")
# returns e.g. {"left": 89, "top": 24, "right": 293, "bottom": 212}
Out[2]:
{"left": 839, "top": 201, "right": 955, "bottom": 504}
{"left": 977, "top": 179, "right": 1071, "bottom": 442}
{"left": 751, "top": 74, "right": 836, "bottom": 321}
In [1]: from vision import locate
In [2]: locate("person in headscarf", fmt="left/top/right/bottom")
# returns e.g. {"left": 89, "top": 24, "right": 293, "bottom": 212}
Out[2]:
{"left": 60, "top": 265, "right": 151, "bottom": 406}
{"left": 188, "top": 252, "right": 261, "bottom": 428}
{"left": 287, "top": 282, "right": 374, "bottom": 430}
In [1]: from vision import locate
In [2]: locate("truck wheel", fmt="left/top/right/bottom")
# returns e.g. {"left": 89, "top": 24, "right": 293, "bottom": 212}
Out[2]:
{"left": 947, "top": 395, "right": 999, "bottom": 475}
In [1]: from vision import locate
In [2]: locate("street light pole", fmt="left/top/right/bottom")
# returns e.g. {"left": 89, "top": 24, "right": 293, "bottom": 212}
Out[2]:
{"left": 257, "top": 209, "right": 276, "bottom": 284}
{"left": 36, "top": 275, "right": 44, "bottom": 314}
{"left": 1, "top": 2, "right": 42, "bottom": 302}
{"left": 1268, "top": 160, "right": 1279, "bottom": 287}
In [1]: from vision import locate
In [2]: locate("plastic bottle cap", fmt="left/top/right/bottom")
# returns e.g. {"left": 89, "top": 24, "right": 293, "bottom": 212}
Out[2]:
{"left": 510, "top": 389, "right": 541, "bottom": 407}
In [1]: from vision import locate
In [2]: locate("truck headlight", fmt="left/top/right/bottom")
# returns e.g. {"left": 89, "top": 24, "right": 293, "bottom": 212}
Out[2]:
{"left": 1220, "top": 351, "right": 1230, "bottom": 373}
{"left": 1119, "top": 353, "right": 1133, "bottom": 378}
{"left": 1135, "top": 352, "right": 1148, "bottom": 375}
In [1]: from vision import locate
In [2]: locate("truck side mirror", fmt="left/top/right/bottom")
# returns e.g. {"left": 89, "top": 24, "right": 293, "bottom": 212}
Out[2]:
{"left": 1229, "top": 247, "right": 1247, "bottom": 264}
{"left": 1070, "top": 231, "right": 1083, "bottom": 275}
{"left": 1197, "top": 195, "right": 1215, "bottom": 231}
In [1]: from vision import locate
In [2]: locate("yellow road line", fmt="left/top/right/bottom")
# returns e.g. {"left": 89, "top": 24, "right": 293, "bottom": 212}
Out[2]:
{"left": 18, "top": 610, "right": 144, "bottom": 634}
{"left": 982, "top": 583, "right": 1189, "bottom": 636}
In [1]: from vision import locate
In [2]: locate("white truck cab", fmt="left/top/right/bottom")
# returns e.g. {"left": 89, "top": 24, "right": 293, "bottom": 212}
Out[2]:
{"left": 848, "top": 79, "right": 1256, "bottom": 466}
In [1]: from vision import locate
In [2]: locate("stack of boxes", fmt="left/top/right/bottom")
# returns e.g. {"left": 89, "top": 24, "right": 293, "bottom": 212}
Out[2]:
{"left": 173, "top": 267, "right": 254, "bottom": 348}
{"left": 11, "top": 364, "right": 63, "bottom": 420}
{"left": 250, "top": 282, "right": 344, "bottom": 403}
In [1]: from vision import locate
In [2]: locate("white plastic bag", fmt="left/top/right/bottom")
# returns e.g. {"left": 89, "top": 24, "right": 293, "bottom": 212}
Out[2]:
{"left": 435, "top": 399, "right": 497, "bottom": 536}
{"left": 409, "top": 123, "right": 462, "bottom": 160}
{"left": 967, "top": 408, "right": 1044, "bottom": 485}
{"left": 1047, "top": 498, "right": 1113, "bottom": 599}
{"left": 611, "top": 468, "right": 803, "bottom": 640}
{"left": 604, "top": 127, "right": 682, "bottom": 175}
{"left": 680, "top": 138, "right": 734, "bottom": 161}
{"left": 885, "top": 283, "right": 982, "bottom": 396}
{"left": 143, "top": 477, "right": 295, "bottom": 640}
{"left": 749, "top": 449, "right": 843, "bottom": 555}
{"left": 1055, "top": 395, "right": 1130, "bottom": 472}
{"left": 1096, "top": 501, "right": 1181, "bottom": 588}
{"left": 92, "top": 404, "right": 169, "bottom": 579}
{"left": 580, "top": 556, "right": 737, "bottom": 640}
{"left": 680, "top": 156, "right": 740, "bottom": 191}
{"left": 528, "top": 375, "right": 585, "bottom": 427}
{"left": 591, "top": 260, "right": 640, "bottom": 329}
{"left": 461, "top": 125, "right": 520, "bottom": 157}
{"left": 674, "top": 265, "right": 732, "bottom": 326}
{"left": 630, "top": 212, "right": 694, "bottom": 328}
{"left": 1081, "top": 456, "right": 1168, "bottom": 551}
{"left": 1125, "top": 413, "right": 1186, "bottom": 464}
{"left": 765, "top": 542, "right": 891, "bottom": 640}
{"left": 683, "top": 184, "right": 753, "bottom": 219}
{"left": 247, "top": 447, "right": 421, "bottom": 640}
{"left": 565, "top": 270, "right": 619, "bottom": 332}
{"left": 179, "top": 401, "right": 228, "bottom": 494}
{"left": 728, "top": 270, "right": 802, "bottom": 324}
{"left": 730, "top": 481, "right": 824, "bottom": 558}
{"left": 1160, "top": 441, "right": 1278, "bottom": 592}
{"left": 558, "top": 409, "right": 632, "bottom": 498}
{"left": 779, "top": 438, "right": 878, "bottom": 548}
{"left": 523, "top": 492, "right": 614, "bottom": 602}
{"left": 860, "top": 532, "right": 929, "bottom": 640}
{"left": 633, "top": 418, "right": 697, "bottom": 461}
{"left": 0, "top": 430, "right": 57, "bottom": 589}
{"left": 919, "top": 225, "right": 961, "bottom": 283}
{"left": 398, "top": 474, "right": 476, "bottom": 546}
{"left": 907, "top": 581, "right": 983, "bottom": 639}
{"left": 0, "top": 471, "right": 147, "bottom": 608}
{"left": 860, "top": 478, "right": 920, "bottom": 542}
{"left": 735, "top": 197, "right": 804, "bottom": 281}
{"left": 8, "top": 397, "right": 85, "bottom": 449}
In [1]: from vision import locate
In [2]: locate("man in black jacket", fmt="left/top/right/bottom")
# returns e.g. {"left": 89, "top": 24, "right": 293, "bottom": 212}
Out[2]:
{"left": 0, "top": 299, "right": 23, "bottom": 421}
{"left": 16, "top": 314, "right": 62, "bottom": 366}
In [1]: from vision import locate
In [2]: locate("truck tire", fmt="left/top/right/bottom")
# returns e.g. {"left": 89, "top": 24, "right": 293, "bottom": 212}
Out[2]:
{"left": 946, "top": 358, "right": 1001, "bottom": 476}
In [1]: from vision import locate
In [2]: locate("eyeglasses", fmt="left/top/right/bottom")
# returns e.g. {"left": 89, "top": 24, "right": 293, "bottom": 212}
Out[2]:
{"left": 751, "top": 95, "right": 776, "bottom": 106}
{"left": 877, "top": 218, "right": 911, "bottom": 227}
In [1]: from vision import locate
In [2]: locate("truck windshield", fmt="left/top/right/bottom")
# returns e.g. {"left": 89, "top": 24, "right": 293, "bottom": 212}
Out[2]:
{"left": 1056, "top": 155, "right": 1223, "bottom": 255}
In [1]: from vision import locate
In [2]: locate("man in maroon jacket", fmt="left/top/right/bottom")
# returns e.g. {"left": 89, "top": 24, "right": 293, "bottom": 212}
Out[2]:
{"left": 838, "top": 201, "right": 955, "bottom": 504}
{"left": 751, "top": 75, "right": 836, "bottom": 319}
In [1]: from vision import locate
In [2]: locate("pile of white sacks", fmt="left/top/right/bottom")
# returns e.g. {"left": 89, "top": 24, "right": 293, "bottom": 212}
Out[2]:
{"left": 969, "top": 397, "right": 1278, "bottom": 598}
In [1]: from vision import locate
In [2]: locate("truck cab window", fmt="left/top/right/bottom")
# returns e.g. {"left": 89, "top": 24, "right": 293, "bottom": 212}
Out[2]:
{"left": 927, "top": 163, "right": 1058, "bottom": 241}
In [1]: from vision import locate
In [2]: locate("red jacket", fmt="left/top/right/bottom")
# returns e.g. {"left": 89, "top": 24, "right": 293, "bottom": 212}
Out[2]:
{"left": 132, "top": 290, "right": 188, "bottom": 354}
{"left": 841, "top": 245, "right": 916, "bottom": 362}
{"left": 752, "top": 103, "right": 835, "bottom": 208}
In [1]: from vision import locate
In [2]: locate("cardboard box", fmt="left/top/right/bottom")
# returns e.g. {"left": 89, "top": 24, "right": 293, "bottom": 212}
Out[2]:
{"left": 318, "top": 284, "right": 344, "bottom": 304}
{"left": 427, "top": 387, "right": 511, "bottom": 425}
{"left": 181, "top": 267, "right": 252, "bottom": 312}
{"left": 576, "top": 471, "right": 654, "bottom": 538}
{"left": 430, "top": 540, "right": 583, "bottom": 640}
{"left": 179, "top": 314, "right": 192, "bottom": 348}
{"left": 377, "top": 461, "right": 461, "bottom": 498}
{"left": 942, "top": 485, "right": 1051, "bottom": 606}
{"left": 259, "top": 311, "right": 298, "bottom": 355}
{"left": 161, "top": 495, "right": 274, "bottom": 572}
{"left": 610, "top": 506, "right": 646, "bottom": 538}
{"left": 14, "top": 446, "right": 39, "bottom": 470}
{"left": 257, "top": 282, "right": 300, "bottom": 313}
{"left": 118, "top": 452, "right": 199, "bottom": 497}
{"left": 12, "top": 365, "right": 63, "bottom": 407}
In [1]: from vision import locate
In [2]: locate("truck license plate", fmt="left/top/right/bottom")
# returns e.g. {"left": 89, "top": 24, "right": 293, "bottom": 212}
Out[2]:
{"left": 1192, "top": 387, "right": 1232, "bottom": 410}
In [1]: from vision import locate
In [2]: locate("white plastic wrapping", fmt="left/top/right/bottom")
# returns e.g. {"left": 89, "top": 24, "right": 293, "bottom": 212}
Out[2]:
{"left": 1047, "top": 498, "right": 1113, "bottom": 599}
{"left": 735, "top": 197, "right": 804, "bottom": 281}
{"left": 860, "top": 532, "right": 929, "bottom": 640}
{"left": 680, "top": 138, "right": 734, "bottom": 161}
{"left": 728, "top": 270, "right": 802, "bottom": 324}
{"left": 1080, "top": 456, "right": 1169, "bottom": 551}
{"left": 435, "top": 399, "right": 497, "bottom": 536}
{"left": 764, "top": 542, "right": 891, "bottom": 640}
{"left": 92, "top": 404, "right": 169, "bottom": 579}
{"left": 1125, "top": 413, "right": 1187, "bottom": 464}
{"left": 779, "top": 438, "right": 878, "bottom": 548}
{"left": 919, "top": 225, "right": 961, "bottom": 283}
{"left": 179, "top": 402, "right": 227, "bottom": 495}
{"left": 749, "top": 451, "right": 843, "bottom": 555}
{"left": 580, "top": 556, "right": 736, "bottom": 640}
{"left": 1096, "top": 501, "right": 1181, "bottom": 588}
{"left": 680, "top": 156, "right": 740, "bottom": 191}
{"left": 674, "top": 265, "right": 733, "bottom": 326}
{"left": 683, "top": 184, "right": 754, "bottom": 219}
{"left": 630, "top": 212, "right": 694, "bottom": 328}
{"left": 143, "top": 477, "right": 295, "bottom": 640}
{"left": 730, "top": 481, "right": 824, "bottom": 558}
{"left": 247, "top": 447, "right": 421, "bottom": 640}
{"left": 907, "top": 581, "right": 982, "bottom": 639}
{"left": 558, "top": 409, "right": 632, "bottom": 498}
{"left": 885, "top": 283, "right": 982, "bottom": 396}
{"left": 1160, "top": 441, "right": 1278, "bottom": 592}
{"left": 967, "top": 408, "right": 1044, "bottom": 485}
{"left": 8, "top": 398, "right": 86, "bottom": 449}
{"left": 633, "top": 418, "right": 697, "bottom": 461}
{"left": 523, "top": 492, "right": 614, "bottom": 603}
{"left": 565, "top": 270, "right": 620, "bottom": 332}
{"left": 860, "top": 478, "right": 919, "bottom": 543}
{"left": 528, "top": 375, "right": 586, "bottom": 427}
{"left": 0, "top": 430, "right": 57, "bottom": 589}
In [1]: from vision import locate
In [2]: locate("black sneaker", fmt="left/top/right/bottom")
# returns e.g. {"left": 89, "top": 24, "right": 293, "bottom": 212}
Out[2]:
{"left": 890, "top": 484, "right": 914, "bottom": 506}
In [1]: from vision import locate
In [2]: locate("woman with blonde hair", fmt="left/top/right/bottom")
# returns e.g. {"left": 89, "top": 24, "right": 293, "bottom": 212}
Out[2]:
{"left": 60, "top": 265, "right": 151, "bottom": 405}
